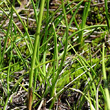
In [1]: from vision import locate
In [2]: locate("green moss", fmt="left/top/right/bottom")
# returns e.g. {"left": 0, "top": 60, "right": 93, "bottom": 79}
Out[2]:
{"left": 97, "top": 14, "right": 103, "bottom": 22}
{"left": 87, "top": 58, "right": 100, "bottom": 65}
{"left": 92, "top": 33, "right": 105, "bottom": 46}
{"left": 26, "top": 49, "right": 29, "bottom": 56}
{"left": 99, "top": 7, "right": 104, "bottom": 11}
{"left": 94, "top": 6, "right": 98, "bottom": 12}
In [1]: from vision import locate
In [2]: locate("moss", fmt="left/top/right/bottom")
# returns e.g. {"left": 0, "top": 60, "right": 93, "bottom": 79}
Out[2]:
{"left": 99, "top": 7, "right": 104, "bottom": 11}
{"left": 97, "top": 14, "right": 103, "bottom": 22}
{"left": 94, "top": 6, "right": 98, "bottom": 12}
{"left": 26, "top": 49, "right": 29, "bottom": 56}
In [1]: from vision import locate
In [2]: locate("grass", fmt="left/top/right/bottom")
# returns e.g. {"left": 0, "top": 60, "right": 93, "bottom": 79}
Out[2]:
{"left": 0, "top": 0, "right": 110, "bottom": 110}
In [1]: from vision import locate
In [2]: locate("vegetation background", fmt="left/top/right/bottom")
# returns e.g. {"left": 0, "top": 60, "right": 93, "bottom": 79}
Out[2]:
{"left": 0, "top": 0, "right": 110, "bottom": 110}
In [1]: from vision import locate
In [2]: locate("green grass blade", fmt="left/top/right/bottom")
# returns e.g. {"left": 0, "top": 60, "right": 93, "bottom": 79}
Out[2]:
{"left": 104, "top": 0, "right": 110, "bottom": 32}
{"left": 102, "top": 43, "right": 110, "bottom": 110}
{"left": 28, "top": 0, "right": 45, "bottom": 109}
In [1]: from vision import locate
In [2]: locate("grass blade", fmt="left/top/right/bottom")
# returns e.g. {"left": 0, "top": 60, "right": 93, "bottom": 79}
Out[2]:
{"left": 102, "top": 43, "right": 110, "bottom": 110}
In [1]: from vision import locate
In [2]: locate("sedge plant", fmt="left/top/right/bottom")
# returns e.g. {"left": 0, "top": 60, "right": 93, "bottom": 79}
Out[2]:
{"left": 28, "top": 0, "right": 45, "bottom": 110}
{"left": 104, "top": 0, "right": 110, "bottom": 33}
{"left": 0, "top": 0, "right": 110, "bottom": 110}
{"left": 78, "top": 0, "right": 91, "bottom": 48}
{"left": 3, "top": 1, "right": 14, "bottom": 109}
{"left": 102, "top": 43, "right": 110, "bottom": 110}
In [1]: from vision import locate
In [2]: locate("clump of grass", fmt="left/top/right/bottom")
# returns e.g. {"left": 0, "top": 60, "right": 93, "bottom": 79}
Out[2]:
{"left": 28, "top": 0, "right": 46, "bottom": 109}
{"left": 0, "top": 0, "right": 110, "bottom": 110}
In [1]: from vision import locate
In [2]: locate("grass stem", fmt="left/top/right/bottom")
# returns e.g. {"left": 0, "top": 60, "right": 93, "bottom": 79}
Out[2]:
{"left": 28, "top": 0, "right": 45, "bottom": 109}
